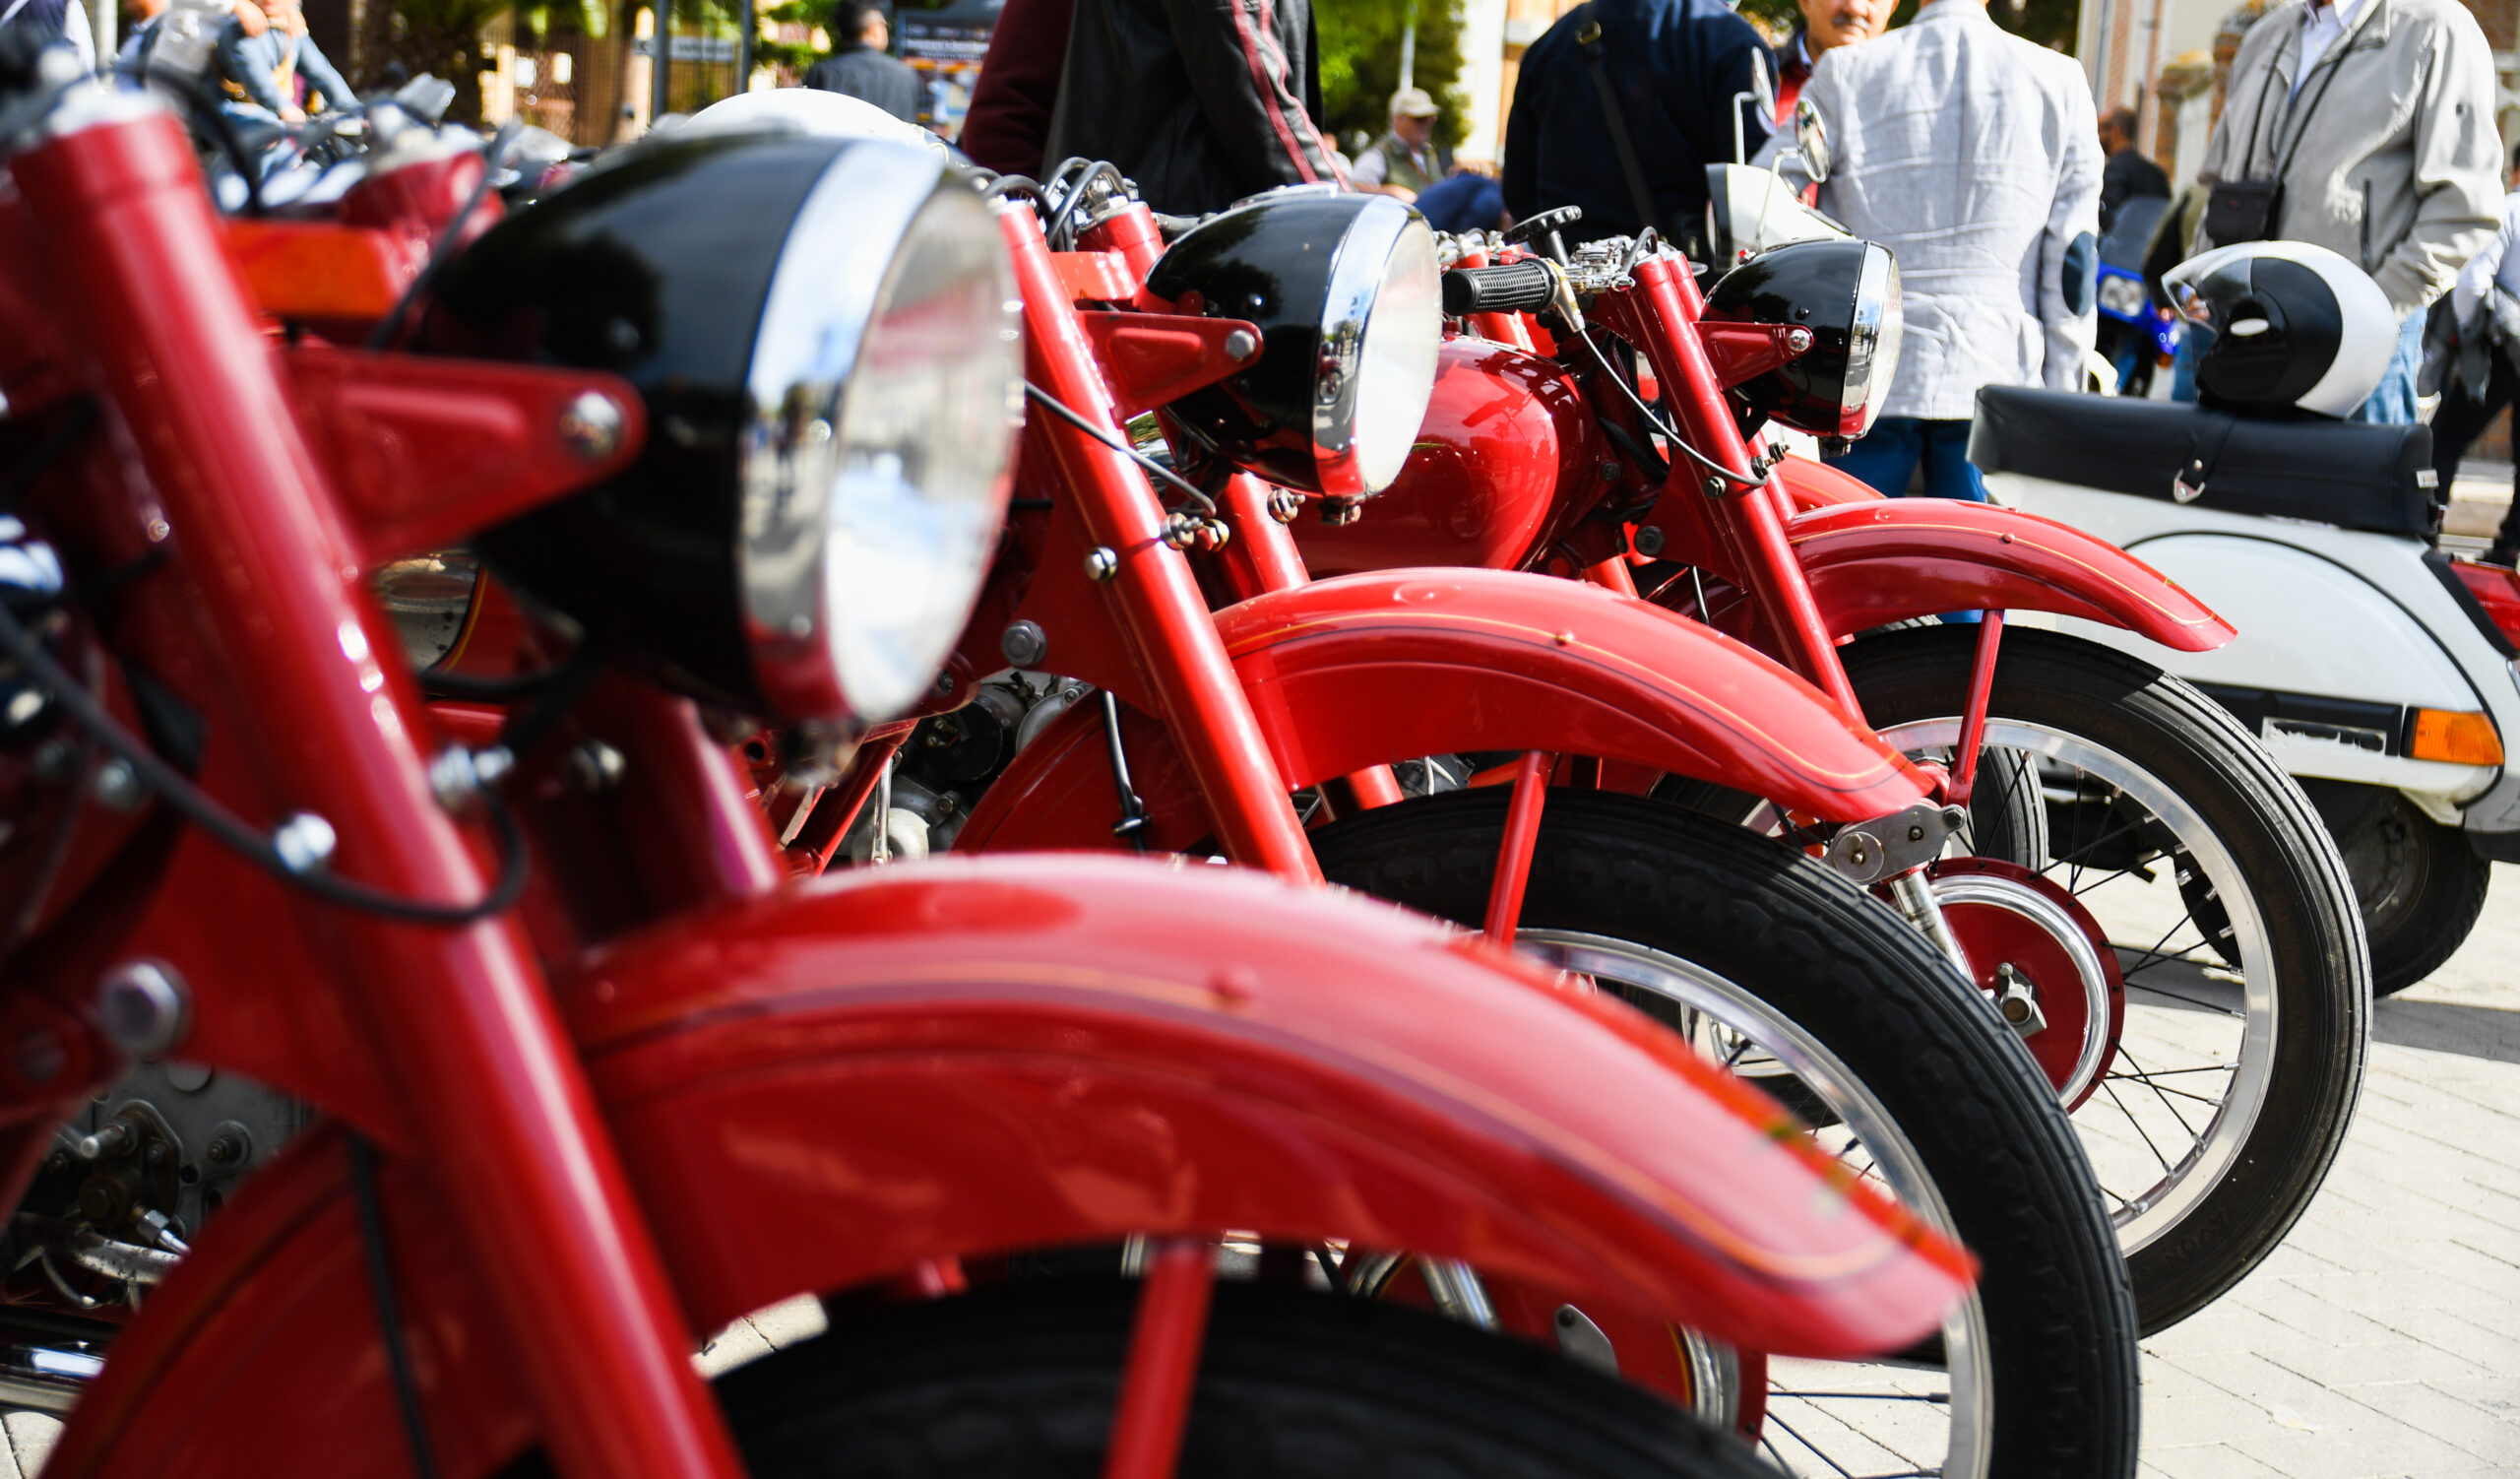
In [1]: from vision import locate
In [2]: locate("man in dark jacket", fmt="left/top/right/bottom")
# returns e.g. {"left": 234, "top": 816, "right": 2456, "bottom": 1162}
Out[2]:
{"left": 1502, "top": 0, "right": 1773, "bottom": 248}
{"left": 2095, "top": 105, "right": 2168, "bottom": 232}
{"left": 1040, "top": 0, "right": 1341, "bottom": 215}
{"left": 803, "top": 0, "right": 923, "bottom": 126}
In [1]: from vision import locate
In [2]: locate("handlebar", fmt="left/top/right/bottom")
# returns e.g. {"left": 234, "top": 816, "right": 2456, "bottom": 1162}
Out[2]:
{"left": 1440, "top": 258, "right": 1561, "bottom": 317}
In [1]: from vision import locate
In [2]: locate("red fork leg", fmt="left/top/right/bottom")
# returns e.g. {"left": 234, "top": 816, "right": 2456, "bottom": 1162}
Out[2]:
{"left": 1004, "top": 207, "right": 1320, "bottom": 881}
{"left": 1102, "top": 1238, "right": 1219, "bottom": 1479}
{"left": 17, "top": 115, "right": 747, "bottom": 1479}
{"left": 790, "top": 729, "right": 910, "bottom": 874}
{"left": 1944, "top": 611, "right": 2005, "bottom": 807}
{"left": 1484, "top": 752, "right": 1554, "bottom": 944}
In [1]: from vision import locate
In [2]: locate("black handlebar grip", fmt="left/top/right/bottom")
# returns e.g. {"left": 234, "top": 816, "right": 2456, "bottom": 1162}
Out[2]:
{"left": 1441, "top": 260, "right": 1560, "bottom": 317}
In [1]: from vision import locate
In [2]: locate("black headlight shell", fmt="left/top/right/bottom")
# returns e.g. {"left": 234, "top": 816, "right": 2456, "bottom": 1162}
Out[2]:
{"left": 421, "top": 131, "right": 1021, "bottom": 724}
{"left": 1702, "top": 237, "right": 1902, "bottom": 439}
{"left": 1146, "top": 189, "right": 1441, "bottom": 500}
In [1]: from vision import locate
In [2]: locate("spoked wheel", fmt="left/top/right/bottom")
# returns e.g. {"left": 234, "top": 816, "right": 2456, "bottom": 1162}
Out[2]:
{"left": 1842, "top": 623, "right": 2369, "bottom": 1333}
{"left": 1313, "top": 791, "right": 2138, "bottom": 1479}
{"left": 707, "top": 1280, "right": 1782, "bottom": 1479}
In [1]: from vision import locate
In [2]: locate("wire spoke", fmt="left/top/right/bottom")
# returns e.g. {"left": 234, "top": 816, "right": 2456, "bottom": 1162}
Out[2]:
{"left": 2121, "top": 979, "right": 2246, "bottom": 1017}
{"left": 2113, "top": 1045, "right": 2211, "bottom": 1140}
{"left": 2100, "top": 1077, "right": 2179, "bottom": 1176}
{"left": 1756, "top": 1408, "right": 1863, "bottom": 1479}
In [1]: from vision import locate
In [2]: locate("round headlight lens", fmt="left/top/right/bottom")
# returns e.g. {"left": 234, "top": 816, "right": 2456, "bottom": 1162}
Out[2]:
{"left": 822, "top": 192, "right": 1022, "bottom": 719}
{"left": 740, "top": 149, "right": 1023, "bottom": 723}
{"left": 1346, "top": 221, "right": 1441, "bottom": 493}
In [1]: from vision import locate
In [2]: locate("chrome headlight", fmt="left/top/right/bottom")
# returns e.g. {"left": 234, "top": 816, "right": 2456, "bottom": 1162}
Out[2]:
{"left": 2097, "top": 272, "right": 2149, "bottom": 318}
{"left": 1146, "top": 190, "right": 1440, "bottom": 501}
{"left": 1704, "top": 237, "right": 1901, "bottom": 439}
{"left": 426, "top": 132, "right": 1022, "bottom": 724}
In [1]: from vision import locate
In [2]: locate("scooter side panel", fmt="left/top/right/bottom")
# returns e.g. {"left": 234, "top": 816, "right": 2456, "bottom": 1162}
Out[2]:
{"left": 2005, "top": 480, "right": 2511, "bottom": 805}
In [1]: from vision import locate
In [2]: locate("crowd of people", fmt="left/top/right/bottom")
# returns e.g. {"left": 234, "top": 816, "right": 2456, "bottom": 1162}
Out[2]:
{"left": 12, "top": 0, "right": 2520, "bottom": 551}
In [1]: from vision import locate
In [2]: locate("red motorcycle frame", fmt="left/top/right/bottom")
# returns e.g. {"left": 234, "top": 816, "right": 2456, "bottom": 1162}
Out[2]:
{"left": 0, "top": 95, "right": 1966, "bottom": 1479}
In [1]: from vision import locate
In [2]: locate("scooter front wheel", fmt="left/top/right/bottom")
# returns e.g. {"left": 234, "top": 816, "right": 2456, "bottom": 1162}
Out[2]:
{"left": 702, "top": 1280, "right": 1782, "bottom": 1479}
{"left": 1842, "top": 623, "right": 2369, "bottom": 1334}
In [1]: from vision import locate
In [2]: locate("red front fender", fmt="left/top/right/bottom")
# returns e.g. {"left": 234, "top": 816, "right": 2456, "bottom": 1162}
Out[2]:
{"left": 1774, "top": 459, "right": 2234, "bottom": 652}
{"left": 43, "top": 857, "right": 1964, "bottom": 1479}
{"left": 958, "top": 567, "right": 1929, "bottom": 856}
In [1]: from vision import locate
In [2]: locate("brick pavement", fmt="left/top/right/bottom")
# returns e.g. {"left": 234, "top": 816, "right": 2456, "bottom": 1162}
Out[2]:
{"left": 3, "top": 872, "right": 2513, "bottom": 1479}
{"left": 2135, "top": 863, "right": 2520, "bottom": 1479}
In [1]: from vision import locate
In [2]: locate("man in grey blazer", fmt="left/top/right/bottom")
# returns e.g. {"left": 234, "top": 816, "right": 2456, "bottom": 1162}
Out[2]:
{"left": 1798, "top": 0, "right": 2101, "bottom": 508}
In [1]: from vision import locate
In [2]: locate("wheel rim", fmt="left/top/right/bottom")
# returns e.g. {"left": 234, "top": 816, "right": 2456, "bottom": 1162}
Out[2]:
{"left": 1517, "top": 931, "right": 1994, "bottom": 1479}
{"left": 1872, "top": 718, "right": 2280, "bottom": 1256}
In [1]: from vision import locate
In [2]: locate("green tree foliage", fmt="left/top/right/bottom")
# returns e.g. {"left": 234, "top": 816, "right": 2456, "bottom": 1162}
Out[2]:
{"left": 1318, "top": 0, "right": 1468, "bottom": 152}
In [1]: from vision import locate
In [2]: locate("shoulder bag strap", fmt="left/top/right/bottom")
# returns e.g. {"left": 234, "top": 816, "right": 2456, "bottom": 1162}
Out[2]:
{"left": 2268, "top": 0, "right": 2384, "bottom": 180}
{"left": 1573, "top": 4, "right": 1665, "bottom": 238}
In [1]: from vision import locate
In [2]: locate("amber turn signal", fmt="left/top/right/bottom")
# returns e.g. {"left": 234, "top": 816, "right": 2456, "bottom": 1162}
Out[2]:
{"left": 2409, "top": 709, "right": 2504, "bottom": 765}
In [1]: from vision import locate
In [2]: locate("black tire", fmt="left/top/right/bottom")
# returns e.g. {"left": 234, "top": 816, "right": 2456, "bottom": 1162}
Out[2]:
{"left": 1839, "top": 624, "right": 2368, "bottom": 1333}
{"left": 712, "top": 1280, "right": 1783, "bottom": 1479}
{"left": 2299, "top": 780, "right": 2493, "bottom": 997}
{"left": 1311, "top": 790, "right": 2138, "bottom": 1479}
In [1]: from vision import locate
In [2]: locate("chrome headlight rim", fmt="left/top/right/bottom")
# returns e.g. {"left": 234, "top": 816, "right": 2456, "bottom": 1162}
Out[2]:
{"left": 1147, "top": 189, "right": 1442, "bottom": 501}
{"left": 1313, "top": 195, "right": 1440, "bottom": 499}
{"left": 737, "top": 144, "right": 1021, "bottom": 724}
{"left": 1844, "top": 240, "right": 1900, "bottom": 438}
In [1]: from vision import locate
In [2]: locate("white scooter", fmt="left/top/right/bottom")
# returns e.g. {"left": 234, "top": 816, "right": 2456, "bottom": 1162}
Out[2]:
{"left": 1970, "top": 244, "right": 2518, "bottom": 995}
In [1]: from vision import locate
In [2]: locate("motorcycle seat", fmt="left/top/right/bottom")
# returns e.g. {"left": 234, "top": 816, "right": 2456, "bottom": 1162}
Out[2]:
{"left": 1968, "top": 386, "right": 2436, "bottom": 539}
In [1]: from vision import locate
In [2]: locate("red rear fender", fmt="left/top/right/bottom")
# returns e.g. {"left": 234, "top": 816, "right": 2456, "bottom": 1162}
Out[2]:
{"left": 1775, "top": 464, "right": 2234, "bottom": 652}
{"left": 43, "top": 857, "right": 1965, "bottom": 1479}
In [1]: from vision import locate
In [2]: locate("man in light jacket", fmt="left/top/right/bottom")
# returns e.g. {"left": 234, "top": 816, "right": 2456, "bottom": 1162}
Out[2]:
{"left": 1798, "top": 0, "right": 2100, "bottom": 505}
{"left": 2191, "top": 0, "right": 2498, "bottom": 422}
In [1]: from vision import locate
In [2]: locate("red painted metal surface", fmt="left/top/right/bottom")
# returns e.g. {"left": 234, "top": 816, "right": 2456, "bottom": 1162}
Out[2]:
{"left": 1296, "top": 337, "right": 1605, "bottom": 578}
{"left": 953, "top": 568, "right": 1932, "bottom": 855}
{"left": 1483, "top": 752, "right": 1553, "bottom": 942}
{"left": 1004, "top": 207, "right": 1322, "bottom": 881}
{"left": 1947, "top": 611, "right": 2005, "bottom": 806}
{"left": 286, "top": 347, "right": 645, "bottom": 565}
{"left": 1927, "top": 858, "right": 2125, "bottom": 1110}
{"left": 1783, "top": 497, "right": 2235, "bottom": 651}
{"left": 224, "top": 220, "right": 411, "bottom": 325}
{"left": 1102, "top": 1239, "right": 1217, "bottom": 1479}
{"left": 1077, "top": 310, "right": 1266, "bottom": 419}
{"left": 1698, "top": 321, "right": 1815, "bottom": 389}
{"left": 12, "top": 112, "right": 746, "bottom": 1479}
{"left": 1608, "top": 259, "right": 1861, "bottom": 711}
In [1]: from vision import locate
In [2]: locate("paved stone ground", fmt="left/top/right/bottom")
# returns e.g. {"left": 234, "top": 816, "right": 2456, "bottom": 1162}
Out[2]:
{"left": 2134, "top": 863, "right": 2520, "bottom": 1479}
{"left": 2, "top": 874, "right": 2512, "bottom": 1478}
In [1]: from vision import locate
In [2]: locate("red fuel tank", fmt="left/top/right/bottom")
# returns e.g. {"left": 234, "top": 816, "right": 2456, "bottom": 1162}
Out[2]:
{"left": 1295, "top": 335, "right": 1604, "bottom": 576}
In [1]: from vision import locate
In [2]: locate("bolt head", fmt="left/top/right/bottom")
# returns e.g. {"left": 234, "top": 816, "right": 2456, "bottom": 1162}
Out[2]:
{"left": 557, "top": 391, "right": 626, "bottom": 462}
{"left": 1085, "top": 547, "right": 1119, "bottom": 582}
{"left": 1000, "top": 620, "right": 1048, "bottom": 668}
{"left": 272, "top": 812, "right": 338, "bottom": 874}
{"left": 1222, "top": 328, "right": 1258, "bottom": 361}
{"left": 92, "top": 757, "right": 146, "bottom": 811}
{"left": 97, "top": 961, "right": 189, "bottom": 1059}
{"left": 1632, "top": 524, "right": 1666, "bottom": 556}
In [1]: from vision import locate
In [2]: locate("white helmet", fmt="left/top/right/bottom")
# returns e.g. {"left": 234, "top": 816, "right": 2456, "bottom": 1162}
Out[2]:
{"left": 682, "top": 89, "right": 952, "bottom": 160}
{"left": 2161, "top": 240, "right": 2397, "bottom": 418}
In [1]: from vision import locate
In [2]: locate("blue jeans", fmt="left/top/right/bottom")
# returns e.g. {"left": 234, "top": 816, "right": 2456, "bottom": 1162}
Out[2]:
{"left": 2171, "top": 309, "right": 2423, "bottom": 422}
{"left": 2348, "top": 310, "right": 2426, "bottom": 424}
{"left": 1824, "top": 417, "right": 1986, "bottom": 622}
{"left": 1826, "top": 418, "right": 1990, "bottom": 502}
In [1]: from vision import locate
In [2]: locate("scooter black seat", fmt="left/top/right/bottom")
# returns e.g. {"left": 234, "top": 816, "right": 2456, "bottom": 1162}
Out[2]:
{"left": 1968, "top": 386, "right": 2436, "bottom": 539}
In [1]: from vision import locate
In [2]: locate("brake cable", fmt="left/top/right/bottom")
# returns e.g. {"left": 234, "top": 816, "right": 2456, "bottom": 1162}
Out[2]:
{"left": 1022, "top": 382, "right": 1219, "bottom": 516}
{"left": 348, "top": 1133, "right": 443, "bottom": 1479}
{"left": 0, "top": 592, "right": 531, "bottom": 926}
{"left": 1568, "top": 326, "right": 1770, "bottom": 490}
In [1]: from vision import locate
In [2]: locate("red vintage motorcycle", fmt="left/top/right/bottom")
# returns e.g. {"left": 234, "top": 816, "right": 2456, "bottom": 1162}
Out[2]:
{"left": 0, "top": 50, "right": 1971, "bottom": 1479}
{"left": 935, "top": 163, "right": 2354, "bottom": 1341}
{"left": 1287, "top": 211, "right": 2368, "bottom": 1339}
{"left": 610, "top": 128, "right": 2140, "bottom": 1478}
